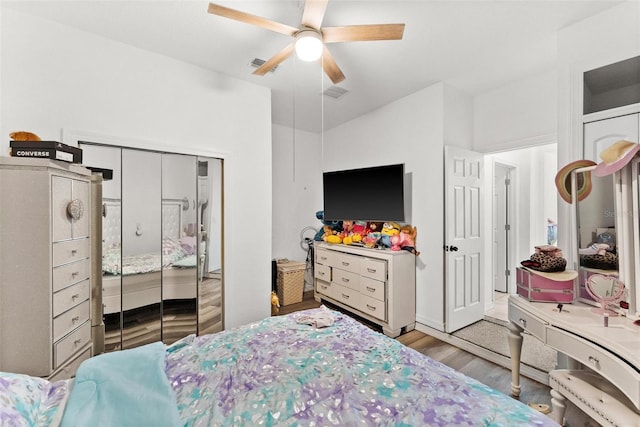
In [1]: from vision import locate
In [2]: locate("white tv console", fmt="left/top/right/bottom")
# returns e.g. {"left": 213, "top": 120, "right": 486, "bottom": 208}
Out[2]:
{"left": 313, "top": 242, "right": 416, "bottom": 337}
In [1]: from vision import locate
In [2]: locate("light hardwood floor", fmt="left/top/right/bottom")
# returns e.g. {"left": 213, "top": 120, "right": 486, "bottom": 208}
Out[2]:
{"left": 278, "top": 292, "right": 597, "bottom": 427}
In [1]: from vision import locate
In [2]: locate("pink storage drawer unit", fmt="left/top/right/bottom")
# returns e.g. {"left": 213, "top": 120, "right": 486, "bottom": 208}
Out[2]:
{"left": 516, "top": 267, "right": 576, "bottom": 303}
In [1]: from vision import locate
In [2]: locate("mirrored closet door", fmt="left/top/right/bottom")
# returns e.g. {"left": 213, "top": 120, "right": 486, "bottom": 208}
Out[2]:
{"left": 80, "top": 142, "right": 223, "bottom": 352}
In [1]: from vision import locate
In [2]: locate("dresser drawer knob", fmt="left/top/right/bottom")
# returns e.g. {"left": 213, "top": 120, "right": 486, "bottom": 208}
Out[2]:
{"left": 367, "top": 268, "right": 376, "bottom": 273}
{"left": 71, "top": 271, "right": 79, "bottom": 277}
{"left": 341, "top": 277, "right": 350, "bottom": 283}
{"left": 366, "top": 304, "right": 376, "bottom": 311}
{"left": 71, "top": 249, "right": 78, "bottom": 255}
{"left": 341, "top": 293, "right": 350, "bottom": 300}
{"left": 342, "top": 261, "right": 350, "bottom": 266}
{"left": 519, "top": 318, "right": 527, "bottom": 328}
{"left": 588, "top": 356, "right": 600, "bottom": 366}
{"left": 318, "top": 271, "right": 325, "bottom": 276}
{"left": 366, "top": 286, "right": 375, "bottom": 293}
{"left": 73, "top": 338, "right": 82, "bottom": 346}
{"left": 71, "top": 294, "right": 80, "bottom": 300}
{"left": 72, "top": 316, "right": 80, "bottom": 324}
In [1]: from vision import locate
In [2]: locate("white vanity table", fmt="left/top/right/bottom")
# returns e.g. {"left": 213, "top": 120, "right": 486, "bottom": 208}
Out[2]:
{"left": 508, "top": 295, "right": 640, "bottom": 426}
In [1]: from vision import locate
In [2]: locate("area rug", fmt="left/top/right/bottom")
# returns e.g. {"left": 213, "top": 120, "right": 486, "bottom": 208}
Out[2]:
{"left": 452, "top": 319, "right": 557, "bottom": 373}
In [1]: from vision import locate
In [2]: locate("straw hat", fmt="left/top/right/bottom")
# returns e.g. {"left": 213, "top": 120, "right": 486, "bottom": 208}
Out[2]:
{"left": 594, "top": 140, "right": 640, "bottom": 177}
{"left": 554, "top": 160, "right": 596, "bottom": 203}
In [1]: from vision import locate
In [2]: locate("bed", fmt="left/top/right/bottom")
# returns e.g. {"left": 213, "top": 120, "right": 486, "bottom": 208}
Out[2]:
{"left": 0, "top": 306, "right": 558, "bottom": 426}
{"left": 101, "top": 199, "right": 200, "bottom": 315}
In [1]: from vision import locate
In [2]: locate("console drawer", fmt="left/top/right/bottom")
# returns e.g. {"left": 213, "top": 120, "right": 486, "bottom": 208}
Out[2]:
{"left": 358, "top": 294, "right": 386, "bottom": 321}
{"left": 53, "top": 300, "right": 90, "bottom": 342}
{"left": 332, "top": 284, "right": 361, "bottom": 308}
{"left": 314, "top": 263, "right": 331, "bottom": 282}
{"left": 315, "top": 248, "right": 335, "bottom": 266}
{"left": 54, "top": 320, "right": 91, "bottom": 369}
{"left": 52, "top": 258, "right": 90, "bottom": 292}
{"left": 53, "top": 279, "right": 90, "bottom": 317}
{"left": 360, "top": 276, "right": 385, "bottom": 302}
{"left": 360, "top": 258, "right": 386, "bottom": 282}
{"left": 332, "top": 268, "right": 360, "bottom": 291}
{"left": 52, "top": 238, "right": 90, "bottom": 267}
{"left": 508, "top": 302, "right": 546, "bottom": 341}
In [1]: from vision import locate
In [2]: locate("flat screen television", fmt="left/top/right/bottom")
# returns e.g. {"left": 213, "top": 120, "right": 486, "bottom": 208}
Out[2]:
{"left": 323, "top": 163, "right": 405, "bottom": 222}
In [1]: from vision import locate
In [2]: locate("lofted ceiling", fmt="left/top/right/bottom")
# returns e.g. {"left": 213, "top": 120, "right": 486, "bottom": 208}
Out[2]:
{"left": 2, "top": 0, "right": 622, "bottom": 132}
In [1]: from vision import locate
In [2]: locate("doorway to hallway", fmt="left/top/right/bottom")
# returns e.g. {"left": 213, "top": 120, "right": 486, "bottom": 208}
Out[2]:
{"left": 484, "top": 143, "right": 558, "bottom": 321}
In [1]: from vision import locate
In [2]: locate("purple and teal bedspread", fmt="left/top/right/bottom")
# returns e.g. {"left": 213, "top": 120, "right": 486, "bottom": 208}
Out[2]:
{"left": 1, "top": 306, "right": 559, "bottom": 426}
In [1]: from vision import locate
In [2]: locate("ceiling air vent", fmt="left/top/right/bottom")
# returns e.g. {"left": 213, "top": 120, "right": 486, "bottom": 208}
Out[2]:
{"left": 323, "top": 85, "right": 349, "bottom": 99}
{"left": 250, "top": 58, "right": 277, "bottom": 72}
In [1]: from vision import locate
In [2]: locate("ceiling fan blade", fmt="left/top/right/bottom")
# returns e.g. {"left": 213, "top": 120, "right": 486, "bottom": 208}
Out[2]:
{"left": 208, "top": 3, "right": 298, "bottom": 37}
{"left": 322, "top": 23, "right": 405, "bottom": 43}
{"left": 301, "top": 0, "right": 328, "bottom": 30}
{"left": 252, "top": 42, "right": 295, "bottom": 76}
{"left": 321, "top": 45, "right": 345, "bottom": 84}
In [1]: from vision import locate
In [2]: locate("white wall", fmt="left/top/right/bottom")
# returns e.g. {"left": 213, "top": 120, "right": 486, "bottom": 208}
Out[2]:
{"left": 323, "top": 83, "right": 451, "bottom": 331}
{"left": 474, "top": 69, "right": 557, "bottom": 152}
{"left": 271, "top": 124, "right": 323, "bottom": 270}
{"left": 0, "top": 7, "right": 273, "bottom": 328}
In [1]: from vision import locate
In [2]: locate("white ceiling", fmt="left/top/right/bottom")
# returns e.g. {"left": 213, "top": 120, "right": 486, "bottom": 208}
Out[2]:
{"left": 3, "top": 0, "right": 622, "bottom": 132}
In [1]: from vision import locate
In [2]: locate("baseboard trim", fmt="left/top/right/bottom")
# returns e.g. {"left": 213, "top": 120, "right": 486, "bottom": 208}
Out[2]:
{"left": 415, "top": 323, "right": 549, "bottom": 386}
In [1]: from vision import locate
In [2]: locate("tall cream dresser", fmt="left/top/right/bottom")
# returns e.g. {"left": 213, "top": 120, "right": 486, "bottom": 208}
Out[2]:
{"left": 0, "top": 157, "right": 93, "bottom": 379}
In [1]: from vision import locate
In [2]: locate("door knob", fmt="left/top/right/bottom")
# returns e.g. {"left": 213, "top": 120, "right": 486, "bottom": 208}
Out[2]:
{"left": 450, "top": 246, "right": 458, "bottom": 251}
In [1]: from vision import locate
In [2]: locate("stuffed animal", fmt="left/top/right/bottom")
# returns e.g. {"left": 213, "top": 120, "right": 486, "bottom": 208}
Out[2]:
{"left": 395, "top": 225, "right": 420, "bottom": 255}
{"left": 313, "top": 211, "right": 342, "bottom": 241}
{"left": 271, "top": 291, "right": 280, "bottom": 316}
{"left": 10, "top": 131, "right": 41, "bottom": 141}
{"left": 380, "top": 222, "right": 400, "bottom": 248}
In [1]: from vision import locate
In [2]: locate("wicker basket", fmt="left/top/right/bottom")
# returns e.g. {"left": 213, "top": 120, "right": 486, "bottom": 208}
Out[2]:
{"left": 276, "top": 260, "right": 306, "bottom": 306}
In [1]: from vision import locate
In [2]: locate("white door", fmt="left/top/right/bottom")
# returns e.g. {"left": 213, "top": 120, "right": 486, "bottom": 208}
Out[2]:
{"left": 444, "top": 146, "right": 485, "bottom": 333}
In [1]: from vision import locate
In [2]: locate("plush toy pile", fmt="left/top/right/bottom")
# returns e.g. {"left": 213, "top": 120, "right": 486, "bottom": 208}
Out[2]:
{"left": 314, "top": 211, "right": 419, "bottom": 255}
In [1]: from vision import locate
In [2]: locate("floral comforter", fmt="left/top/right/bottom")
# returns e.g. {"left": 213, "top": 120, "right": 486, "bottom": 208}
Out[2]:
{"left": 0, "top": 307, "right": 559, "bottom": 426}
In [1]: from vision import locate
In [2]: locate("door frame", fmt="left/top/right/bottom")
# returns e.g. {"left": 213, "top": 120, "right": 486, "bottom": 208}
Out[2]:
{"left": 492, "top": 160, "right": 517, "bottom": 296}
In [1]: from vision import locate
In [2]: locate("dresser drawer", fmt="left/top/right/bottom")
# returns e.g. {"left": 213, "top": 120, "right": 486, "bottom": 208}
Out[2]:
{"left": 316, "top": 279, "right": 334, "bottom": 298}
{"left": 360, "top": 276, "right": 385, "bottom": 302}
{"left": 52, "top": 258, "right": 90, "bottom": 292}
{"left": 315, "top": 248, "right": 335, "bottom": 266}
{"left": 54, "top": 320, "right": 91, "bottom": 369}
{"left": 314, "top": 263, "right": 331, "bottom": 282}
{"left": 53, "top": 300, "right": 90, "bottom": 342}
{"left": 360, "top": 258, "right": 386, "bottom": 282}
{"left": 53, "top": 238, "right": 90, "bottom": 267}
{"left": 53, "top": 279, "right": 90, "bottom": 317}
{"left": 508, "top": 301, "right": 546, "bottom": 341}
{"left": 358, "top": 294, "right": 386, "bottom": 321}
{"left": 332, "top": 252, "right": 360, "bottom": 274}
{"left": 331, "top": 283, "right": 361, "bottom": 308}
{"left": 332, "top": 268, "right": 360, "bottom": 291}
{"left": 546, "top": 327, "right": 640, "bottom": 407}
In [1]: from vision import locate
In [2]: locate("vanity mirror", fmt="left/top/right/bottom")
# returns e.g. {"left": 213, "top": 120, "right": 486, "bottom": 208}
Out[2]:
{"left": 571, "top": 166, "right": 619, "bottom": 303}
{"left": 585, "top": 274, "right": 625, "bottom": 316}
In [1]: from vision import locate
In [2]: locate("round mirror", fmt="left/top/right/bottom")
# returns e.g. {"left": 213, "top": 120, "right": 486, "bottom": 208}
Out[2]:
{"left": 585, "top": 274, "right": 625, "bottom": 316}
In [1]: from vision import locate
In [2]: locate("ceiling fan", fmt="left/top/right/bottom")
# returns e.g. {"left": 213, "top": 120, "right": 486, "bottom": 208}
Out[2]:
{"left": 207, "top": 0, "right": 405, "bottom": 84}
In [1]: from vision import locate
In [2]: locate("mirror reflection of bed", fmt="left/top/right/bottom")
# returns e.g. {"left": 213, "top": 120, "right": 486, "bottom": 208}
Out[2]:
{"left": 79, "top": 143, "right": 223, "bottom": 352}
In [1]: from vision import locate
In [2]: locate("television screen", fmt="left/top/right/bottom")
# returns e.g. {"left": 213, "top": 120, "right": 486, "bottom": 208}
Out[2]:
{"left": 323, "top": 164, "right": 405, "bottom": 222}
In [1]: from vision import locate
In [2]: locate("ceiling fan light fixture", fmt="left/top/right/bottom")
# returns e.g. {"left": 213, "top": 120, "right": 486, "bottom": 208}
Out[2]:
{"left": 295, "top": 30, "right": 323, "bottom": 62}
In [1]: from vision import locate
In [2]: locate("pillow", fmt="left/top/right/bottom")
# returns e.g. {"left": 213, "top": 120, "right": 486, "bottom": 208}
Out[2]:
{"left": 0, "top": 372, "right": 72, "bottom": 427}
{"left": 178, "top": 236, "right": 197, "bottom": 255}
